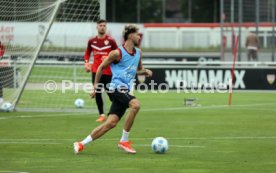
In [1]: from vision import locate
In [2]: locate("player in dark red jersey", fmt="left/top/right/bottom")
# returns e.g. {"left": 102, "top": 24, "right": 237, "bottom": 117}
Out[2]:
{"left": 0, "top": 41, "right": 5, "bottom": 105}
{"left": 84, "top": 19, "right": 118, "bottom": 122}
{"left": 0, "top": 41, "right": 5, "bottom": 58}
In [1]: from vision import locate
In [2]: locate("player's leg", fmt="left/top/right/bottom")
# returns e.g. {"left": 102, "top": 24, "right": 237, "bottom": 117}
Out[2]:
{"left": 0, "top": 82, "right": 3, "bottom": 105}
{"left": 123, "top": 99, "right": 140, "bottom": 132}
{"left": 0, "top": 68, "right": 4, "bottom": 105}
{"left": 252, "top": 50, "right": 257, "bottom": 61}
{"left": 117, "top": 93, "right": 139, "bottom": 154}
{"left": 74, "top": 95, "right": 123, "bottom": 154}
{"left": 103, "top": 74, "right": 113, "bottom": 101}
{"left": 119, "top": 98, "right": 140, "bottom": 143}
{"left": 92, "top": 73, "right": 106, "bottom": 122}
{"left": 249, "top": 50, "right": 255, "bottom": 61}
{"left": 95, "top": 91, "right": 105, "bottom": 122}
{"left": 73, "top": 114, "right": 120, "bottom": 154}
{"left": 247, "top": 50, "right": 251, "bottom": 61}
{"left": 91, "top": 114, "right": 119, "bottom": 139}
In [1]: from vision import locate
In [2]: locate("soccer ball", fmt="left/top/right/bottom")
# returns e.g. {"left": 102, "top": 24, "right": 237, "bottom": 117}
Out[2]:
{"left": 151, "top": 137, "right": 169, "bottom": 154}
{"left": 1, "top": 102, "right": 14, "bottom": 112}
{"left": 74, "top": 98, "right": 84, "bottom": 108}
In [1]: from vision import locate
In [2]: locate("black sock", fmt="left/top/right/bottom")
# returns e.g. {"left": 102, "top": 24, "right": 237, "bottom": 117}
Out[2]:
{"left": 95, "top": 92, "right": 104, "bottom": 115}
{"left": 0, "top": 82, "right": 3, "bottom": 98}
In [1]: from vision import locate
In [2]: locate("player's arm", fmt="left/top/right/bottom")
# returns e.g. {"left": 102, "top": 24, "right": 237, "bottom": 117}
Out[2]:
{"left": 111, "top": 38, "right": 118, "bottom": 50}
{"left": 84, "top": 41, "right": 92, "bottom": 72}
{"left": 136, "top": 51, "right": 152, "bottom": 77}
{"left": 90, "top": 49, "right": 120, "bottom": 98}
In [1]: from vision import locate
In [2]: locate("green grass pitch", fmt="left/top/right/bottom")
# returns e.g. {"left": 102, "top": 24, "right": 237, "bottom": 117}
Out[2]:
{"left": 1, "top": 91, "right": 276, "bottom": 173}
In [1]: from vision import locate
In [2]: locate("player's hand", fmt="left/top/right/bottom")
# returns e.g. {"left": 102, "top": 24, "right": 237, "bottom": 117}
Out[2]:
{"left": 85, "top": 62, "right": 91, "bottom": 72}
{"left": 90, "top": 88, "right": 96, "bottom": 99}
{"left": 145, "top": 69, "right": 153, "bottom": 77}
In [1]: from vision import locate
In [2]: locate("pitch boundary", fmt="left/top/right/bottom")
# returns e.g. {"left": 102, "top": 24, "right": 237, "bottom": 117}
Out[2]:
{"left": 1, "top": 102, "right": 275, "bottom": 121}
{"left": 1, "top": 136, "right": 276, "bottom": 142}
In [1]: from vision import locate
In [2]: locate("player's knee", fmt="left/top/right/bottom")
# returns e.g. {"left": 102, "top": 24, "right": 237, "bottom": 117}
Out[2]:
{"left": 130, "top": 100, "right": 140, "bottom": 111}
{"left": 135, "top": 103, "right": 140, "bottom": 111}
{"left": 105, "top": 121, "right": 117, "bottom": 129}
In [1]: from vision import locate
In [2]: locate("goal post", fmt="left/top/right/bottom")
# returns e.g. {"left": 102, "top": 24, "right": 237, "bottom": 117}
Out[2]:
{"left": 0, "top": 0, "right": 103, "bottom": 112}
{"left": 14, "top": 0, "right": 63, "bottom": 107}
{"left": 99, "top": 0, "right": 106, "bottom": 20}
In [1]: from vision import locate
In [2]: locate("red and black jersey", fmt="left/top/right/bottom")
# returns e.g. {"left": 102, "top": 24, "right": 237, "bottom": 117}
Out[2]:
{"left": 0, "top": 43, "right": 5, "bottom": 57}
{"left": 84, "top": 35, "right": 118, "bottom": 75}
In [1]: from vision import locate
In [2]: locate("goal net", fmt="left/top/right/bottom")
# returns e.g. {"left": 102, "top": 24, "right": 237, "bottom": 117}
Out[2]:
{"left": 0, "top": 0, "right": 102, "bottom": 112}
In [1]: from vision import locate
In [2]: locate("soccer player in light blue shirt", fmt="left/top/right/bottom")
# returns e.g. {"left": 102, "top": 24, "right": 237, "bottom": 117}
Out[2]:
{"left": 74, "top": 24, "right": 152, "bottom": 154}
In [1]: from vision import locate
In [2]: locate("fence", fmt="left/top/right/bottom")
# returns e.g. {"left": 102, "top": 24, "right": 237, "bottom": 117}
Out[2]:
{"left": 221, "top": 0, "right": 276, "bottom": 62}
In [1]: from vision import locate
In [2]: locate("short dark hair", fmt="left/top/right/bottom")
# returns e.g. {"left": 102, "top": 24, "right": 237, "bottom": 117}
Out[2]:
{"left": 97, "top": 19, "right": 107, "bottom": 24}
{"left": 123, "top": 24, "right": 139, "bottom": 41}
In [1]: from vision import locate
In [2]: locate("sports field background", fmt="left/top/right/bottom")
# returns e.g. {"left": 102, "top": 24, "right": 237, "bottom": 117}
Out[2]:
{"left": 1, "top": 91, "right": 276, "bottom": 173}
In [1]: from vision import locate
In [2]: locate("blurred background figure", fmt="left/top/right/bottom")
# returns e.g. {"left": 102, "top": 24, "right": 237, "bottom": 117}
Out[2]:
{"left": 0, "top": 41, "right": 4, "bottom": 106}
{"left": 245, "top": 31, "right": 260, "bottom": 61}
{"left": 84, "top": 19, "right": 118, "bottom": 123}
{"left": 0, "top": 41, "right": 5, "bottom": 58}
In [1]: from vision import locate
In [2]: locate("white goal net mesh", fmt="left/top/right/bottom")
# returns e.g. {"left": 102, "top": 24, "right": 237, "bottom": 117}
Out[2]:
{"left": 0, "top": 0, "right": 101, "bottom": 112}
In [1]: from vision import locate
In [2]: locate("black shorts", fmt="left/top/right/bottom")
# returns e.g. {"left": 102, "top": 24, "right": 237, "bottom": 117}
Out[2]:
{"left": 108, "top": 90, "right": 136, "bottom": 119}
{"left": 92, "top": 73, "right": 112, "bottom": 91}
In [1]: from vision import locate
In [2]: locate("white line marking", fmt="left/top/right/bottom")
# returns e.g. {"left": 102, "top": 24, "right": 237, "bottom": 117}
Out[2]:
{"left": 0, "top": 113, "right": 92, "bottom": 120}
{"left": 136, "top": 144, "right": 205, "bottom": 148}
{"left": 165, "top": 136, "right": 276, "bottom": 140}
{"left": 171, "top": 145, "right": 205, "bottom": 148}
{"left": 17, "top": 116, "right": 33, "bottom": 118}
{"left": 0, "top": 140, "right": 204, "bottom": 148}
{"left": 97, "top": 136, "right": 276, "bottom": 141}
{"left": 1, "top": 102, "right": 275, "bottom": 121}
{"left": 1, "top": 136, "right": 276, "bottom": 142}
{"left": 0, "top": 171, "right": 29, "bottom": 173}
{"left": 142, "top": 102, "right": 276, "bottom": 112}
{"left": 0, "top": 142, "right": 61, "bottom": 145}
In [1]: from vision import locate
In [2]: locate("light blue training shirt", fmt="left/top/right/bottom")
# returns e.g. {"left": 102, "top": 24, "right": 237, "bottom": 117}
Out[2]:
{"left": 109, "top": 46, "right": 140, "bottom": 91}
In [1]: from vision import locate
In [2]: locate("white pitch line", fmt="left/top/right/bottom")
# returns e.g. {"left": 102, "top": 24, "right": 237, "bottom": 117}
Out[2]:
{"left": 0, "top": 139, "right": 66, "bottom": 141}
{"left": 0, "top": 103, "right": 275, "bottom": 120}
{"left": 164, "top": 136, "right": 276, "bottom": 140}
{"left": 1, "top": 102, "right": 276, "bottom": 121}
{"left": 171, "top": 145, "right": 205, "bottom": 148}
{"left": 1, "top": 136, "right": 276, "bottom": 142}
{"left": 142, "top": 102, "right": 276, "bottom": 112}
{"left": 98, "top": 136, "right": 276, "bottom": 141}
{"left": 0, "top": 113, "right": 92, "bottom": 120}
{"left": 136, "top": 144, "right": 205, "bottom": 148}
{"left": 0, "top": 171, "right": 29, "bottom": 173}
{"left": 0, "top": 140, "right": 204, "bottom": 148}
{"left": 0, "top": 142, "right": 61, "bottom": 145}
